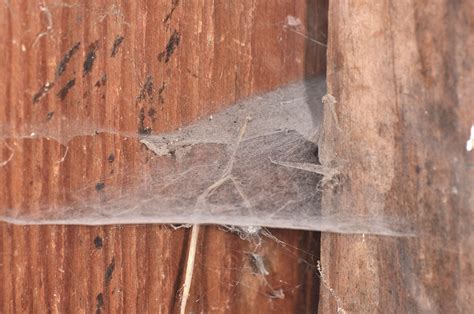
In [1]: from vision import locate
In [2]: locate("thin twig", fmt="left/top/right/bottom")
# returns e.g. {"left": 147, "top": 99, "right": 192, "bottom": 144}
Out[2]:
{"left": 180, "top": 224, "right": 200, "bottom": 314}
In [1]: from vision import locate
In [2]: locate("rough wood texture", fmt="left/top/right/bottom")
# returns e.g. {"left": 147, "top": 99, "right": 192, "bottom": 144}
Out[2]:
{"left": 319, "top": 1, "right": 473, "bottom": 313}
{"left": 0, "top": 0, "right": 327, "bottom": 313}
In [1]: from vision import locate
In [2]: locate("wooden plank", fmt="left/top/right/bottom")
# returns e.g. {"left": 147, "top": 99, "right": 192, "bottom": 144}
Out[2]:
{"left": 0, "top": 0, "right": 327, "bottom": 313}
{"left": 319, "top": 1, "right": 473, "bottom": 313}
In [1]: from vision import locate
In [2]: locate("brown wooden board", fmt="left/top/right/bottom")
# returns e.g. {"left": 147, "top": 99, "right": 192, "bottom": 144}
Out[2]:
{"left": 319, "top": 1, "right": 473, "bottom": 313}
{"left": 0, "top": 0, "right": 327, "bottom": 313}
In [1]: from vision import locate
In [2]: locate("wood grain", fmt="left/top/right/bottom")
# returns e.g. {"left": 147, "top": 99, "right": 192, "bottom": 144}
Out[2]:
{"left": 0, "top": 0, "right": 327, "bottom": 313}
{"left": 319, "top": 1, "right": 473, "bottom": 313}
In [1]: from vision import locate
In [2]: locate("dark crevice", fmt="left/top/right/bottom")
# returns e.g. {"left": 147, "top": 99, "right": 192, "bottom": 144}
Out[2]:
{"left": 304, "top": 0, "right": 328, "bottom": 312}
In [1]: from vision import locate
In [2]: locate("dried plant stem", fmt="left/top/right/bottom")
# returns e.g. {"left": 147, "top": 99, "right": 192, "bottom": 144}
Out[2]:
{"left": 180, "top": 224, "right": 200, "bottom": 314}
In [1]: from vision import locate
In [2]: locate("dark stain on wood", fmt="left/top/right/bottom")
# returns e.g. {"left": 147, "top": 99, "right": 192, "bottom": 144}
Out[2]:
{"left": 95, "top": 293, "right": 104, "bottom": 314}
{"left": 95, "top": 74, "right": 107, "bottom": 88}
{"left": 111, "top": 35, "right": 124, "bottom": 57}
{"left": 158, "top": 30, "right": 180, "bottom": 63}
{"left": 104, "top": 257, "right": 115, "bottom": 286}
{"left": 95, "top": 182, "right": 105, "bottom": 191}
{"left": 94, "top": 236, "right": 103, "bottom": 249}
{"left": 32, "top": 82, "right": 54, "bottom": 103}
{"left": 56, "top": 42, "right": 81, "bottom": 78}
{"left": 83, "top": 41, "right": 99, "bottom": 76}
{"left": 163, "top": 0, "right": 179, "bottom": 25}
{"left": 157, "top": 82, "right": 166, "bottom": 104}
{"left": 57, "top": 78, "right": 76, "bottom": 101}
{"left": 147, "top": 107, "right": 156, "bottom": 119}
{"left": 138, "top": 107, "right": 152, "bottom": 134}
{"left": 107, "top": 153, "right": 115, "bottom": 163}
{"left": 137, "top": 75, "right": 154, "bottom": 103}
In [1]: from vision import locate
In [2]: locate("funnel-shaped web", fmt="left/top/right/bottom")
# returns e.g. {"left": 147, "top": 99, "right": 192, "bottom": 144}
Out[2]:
{"left": 0, "top": 77, "right": 411, "bottom": 236}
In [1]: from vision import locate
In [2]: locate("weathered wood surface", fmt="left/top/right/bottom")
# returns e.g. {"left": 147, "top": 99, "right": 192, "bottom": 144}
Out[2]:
{"left": 319, "top": 1, "right": 473, "bottom": 313}
{"left": 0, "top": 0, "right": 327, "bottom": 313}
